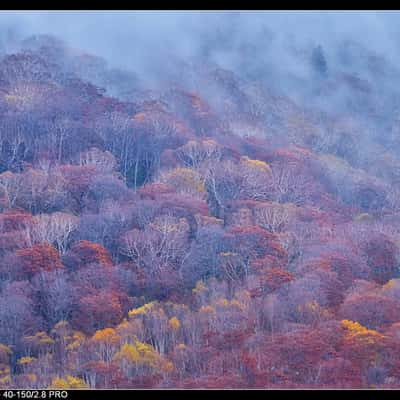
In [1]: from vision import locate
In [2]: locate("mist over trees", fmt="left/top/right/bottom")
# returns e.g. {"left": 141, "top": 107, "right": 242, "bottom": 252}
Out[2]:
{"left": 1, "top": 12, "right": 400, "bottom": 389}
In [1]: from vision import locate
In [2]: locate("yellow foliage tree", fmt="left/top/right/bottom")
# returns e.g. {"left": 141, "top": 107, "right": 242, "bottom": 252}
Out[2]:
{"left": 240, "top": 156, "right": 272, "bottom": 174}
{"left": 128, "top": 302, "right": 157, "bottom": 318}
{"left": 17, "top": 356, "right": 36, "bottom": 365}
{"left": 17, "top": 357, "right": 37, "bottom": 375}
{"left": 341, "top": 319, "right": 386, "bottom": 373}
{"left": 115, "top": 343, "right": 140, "bottom": 364}
{"left": 168, "top": 317, "right": 181, "bottom": 331}
{"left": 159, "top": 167, "right": 206, "bottom": 198}
{"left": 91, "top": 328, "right": 120, "bottom": 363}
{"left": 92, "top": 328, "right": 120, "bottom": 344}
{"left": 66, "top": 331, "right": 86, "bottom": 351}
{"left": 341, "top": 319, "right": 384, "bottom": 344}
{"left": 23, "top": 331, "right": 55, "bottom": 355}
{"left": 114, "top": 340, "right": 161, "bottom": 371}
{"left": 115, "top": 340, "right": 175, "bottom": 376}
{"left": 49, "top": 375, "right": 89, "bottom": 389}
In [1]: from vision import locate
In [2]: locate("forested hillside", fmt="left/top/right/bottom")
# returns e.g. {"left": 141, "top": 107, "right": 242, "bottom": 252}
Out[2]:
{"left": 1, "top": 29, "right": 400, "bottom": 389}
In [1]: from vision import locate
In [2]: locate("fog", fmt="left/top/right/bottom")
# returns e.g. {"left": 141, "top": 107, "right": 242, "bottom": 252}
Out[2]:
{"left": 1, "top": 11, "right": 400, "bottom": 75}
{"left": 2, "top": 10, "right": 400, "bottom": 155}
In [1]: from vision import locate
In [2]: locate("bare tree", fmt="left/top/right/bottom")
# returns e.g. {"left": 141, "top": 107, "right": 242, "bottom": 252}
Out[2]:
{"left": 254, "top": 202, "right": 296, "bottom": 233}
{"left": 32, "top": 270, "right": 73, "bottom": 324}
{"left": 78, "top": 147, "right": 117, "bottom": 174}
{"left": 176, "top": 139, "right": 221, "bottom": 171}
{"left": 53, "top": 117, "right": 72, "bottom": 162}
{"left": 0, "top": 171, "right": 22, "bottom": 209}
{"left": 121, "top": 214, "right": 190, "bottom": 277}
{"left": 269, "top": 163, "right": 311, "bottom": 205}
{"left": 30, "top": 212, "right": 79, "bottom": 254}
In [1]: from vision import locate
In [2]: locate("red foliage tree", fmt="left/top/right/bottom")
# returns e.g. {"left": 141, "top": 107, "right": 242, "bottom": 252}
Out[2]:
{"left": 71, "top": 290, "right": 123, "bottom": 334}
{"left": 340, "top": 294, "right": 400, "bottom": 330}
{"left": 362, "top": 233, "right": 398, "bottom": 284}
{"left": 260, "top": 267, "right": 295, "bottom": 293}
{"left": 15, "top": 243, "right": 63, "bottom": 278}
{"left": 63, "top": 240, "right": 113, "bottom": 269}
{"left": 224, "top": 225, "right": 288, "bottom": 265}
{"left": 253, "top": 322, "right": 343, "bottom": 387}
{"left": 58, "top": 165, "right": 99, "bottom": 210}
{"left": 317, "top": 357, "right": 362, "bottom": 388}
{"left": 138, "top": 183, "right": 175, "bottom": 200}
{"left": 0, "top": 208, "right": 33, "bottom": 232}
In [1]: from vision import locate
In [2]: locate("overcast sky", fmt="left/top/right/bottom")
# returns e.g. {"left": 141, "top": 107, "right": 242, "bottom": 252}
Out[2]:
{"left": 1, "top": 11, "right": 400, "bottom": 71}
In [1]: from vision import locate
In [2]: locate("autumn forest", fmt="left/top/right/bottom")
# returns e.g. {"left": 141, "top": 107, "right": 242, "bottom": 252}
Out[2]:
{"left": 1, "top": 12, "right": 400, "bottom": 389}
